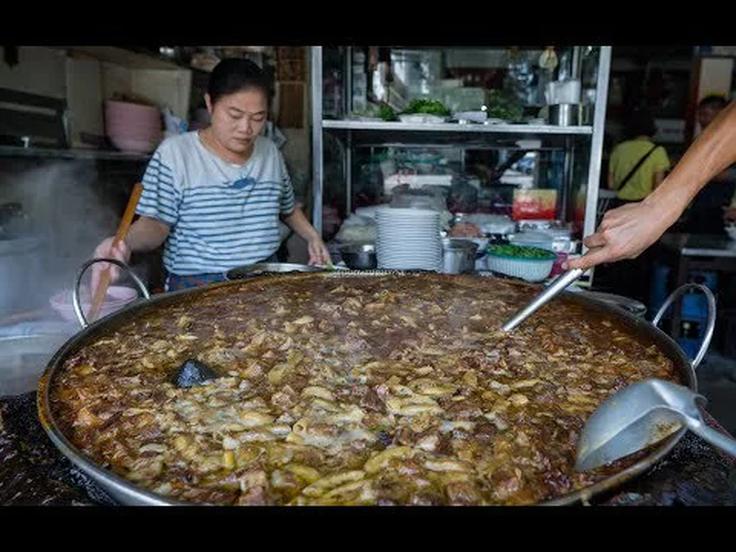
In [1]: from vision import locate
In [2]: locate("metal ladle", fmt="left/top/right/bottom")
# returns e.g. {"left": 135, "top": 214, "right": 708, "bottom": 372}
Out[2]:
{"left": 575, "top": 378, "right": 736, "bottom": 472}
{"left": 502, "top": 268, "right": 584, "bottom": 332}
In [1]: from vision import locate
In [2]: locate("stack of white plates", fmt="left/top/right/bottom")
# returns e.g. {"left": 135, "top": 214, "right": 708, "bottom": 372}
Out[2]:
{"left": 376, "top": 207, "right": 442, "bottom": 271}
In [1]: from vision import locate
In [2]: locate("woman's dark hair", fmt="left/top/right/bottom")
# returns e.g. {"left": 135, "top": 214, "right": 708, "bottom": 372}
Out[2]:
{"left": 623, "top": 108, "right": 657, "bottom": 139}
{"left": 698, "top": 94, "right": 728, "bottom": 111}
{"left": 207, "top": 58, "right": 271, "bottom": 105}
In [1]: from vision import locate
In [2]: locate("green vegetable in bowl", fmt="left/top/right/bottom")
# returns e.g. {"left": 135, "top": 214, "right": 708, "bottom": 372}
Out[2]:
{"left": 378, "top": 103, "right": 397, "bottom": 121}
{"left": 485, "top": 90, "right": 524, "bottom": 122}
{"left": 402, "top": 99, "right": 451, "bottom": 117}
{"left": 487, "top": 244, "right": 556, "bottom": 260}
{"left": 351, "top": 102, "right": 396, "bottom": 121}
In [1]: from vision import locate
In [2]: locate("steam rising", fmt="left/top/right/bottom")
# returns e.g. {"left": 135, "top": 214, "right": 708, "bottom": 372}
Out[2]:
{"left": 0, "top": 162, "right": 120, "bottom": 316}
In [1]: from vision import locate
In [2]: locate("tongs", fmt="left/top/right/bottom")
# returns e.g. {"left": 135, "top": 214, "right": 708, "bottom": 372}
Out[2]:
{"left": 501, "top": 268, "right": 584, "bottom": 332}
{"left": 575, "top": 378, "right": 736, "bottom": 471}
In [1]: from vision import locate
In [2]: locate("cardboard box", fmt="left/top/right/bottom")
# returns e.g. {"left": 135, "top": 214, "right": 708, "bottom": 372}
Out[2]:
{"left": 68, "top": 48, "right": 192, "bottom": 147}
{"left": 0, "top": 47, "right": 66, "bottom": 99}
{"left": 66, "top": 55, "right": 104, "bottom": 148}
{"left": 69, "top": 47, "right": 191, "bottom": 119}
{"left": 0, "top": 47, "right": 192, "bottom": 148}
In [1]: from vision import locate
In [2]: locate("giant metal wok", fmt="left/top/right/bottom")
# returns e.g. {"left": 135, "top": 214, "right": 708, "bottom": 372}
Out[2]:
{"left": 36, "top": 260, "right": 715, "bottom": 505}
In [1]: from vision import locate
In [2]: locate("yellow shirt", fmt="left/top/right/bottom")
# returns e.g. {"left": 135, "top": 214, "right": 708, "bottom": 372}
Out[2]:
{"left": 609, "top": 139, "right": 670, "bottom": 201}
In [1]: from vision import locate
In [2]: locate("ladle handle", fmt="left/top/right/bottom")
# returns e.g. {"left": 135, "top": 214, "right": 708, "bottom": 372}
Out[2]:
{"left": 88, "top": 182, "right": 143, "bottom": 322}
{"left": 502, "top": 268, "right": 584, "bottom": 332}
{"left": 685, "top": 417, "right": 736, "bottom": 457}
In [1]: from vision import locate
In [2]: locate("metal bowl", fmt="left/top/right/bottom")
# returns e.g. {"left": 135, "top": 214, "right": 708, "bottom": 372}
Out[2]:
{"left": 338, "top": 244, "right": 377, "bottom": 270}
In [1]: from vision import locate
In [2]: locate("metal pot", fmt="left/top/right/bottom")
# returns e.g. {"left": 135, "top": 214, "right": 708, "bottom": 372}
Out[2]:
{"left": 547, "top": 103, "right": 580, "bottom": 126}
{"left": 37, "top": 268, "right": 715, "bottom": 505}
{"left": 0, "top": 333, "right": 70, "bottom": 396}
{"left": 0, "top": 237, "right": 43, "bottom": 313}
{"left": 0, "top": 202, "right": 31, "bottom": 239}
{"left": 339, "top": 243, "right": 377, "bottom": 270}
{"left": 441, "top": 238, "right": 478, "bottom": 274}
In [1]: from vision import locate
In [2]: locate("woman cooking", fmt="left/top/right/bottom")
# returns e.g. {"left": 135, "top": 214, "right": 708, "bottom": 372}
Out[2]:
{"left": 91, "top": 58, "right": 330, "bottom": 292}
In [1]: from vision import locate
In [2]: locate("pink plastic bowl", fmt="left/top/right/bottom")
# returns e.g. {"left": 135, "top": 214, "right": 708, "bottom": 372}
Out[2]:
{"left": 105, "top": 100, "right": 160, "bottom": 118}
{"left": 106, "top": 119, "right": 162, "bottom": 135}
{"left": 50, "top": 286, "right": 138, "bottom": 323}
{"left": 108, "top": 136, "right": 159, "bottom": 154}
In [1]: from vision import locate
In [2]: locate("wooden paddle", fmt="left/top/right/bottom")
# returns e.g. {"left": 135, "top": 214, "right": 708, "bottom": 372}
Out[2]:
{"left": 88, "top": 182, "right": 143, "bottom": 322}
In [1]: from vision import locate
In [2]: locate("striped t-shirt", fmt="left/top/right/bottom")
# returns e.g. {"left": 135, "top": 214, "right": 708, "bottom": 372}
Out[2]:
{"left": 136, "top": 132, "right": 296, "bottom": 276}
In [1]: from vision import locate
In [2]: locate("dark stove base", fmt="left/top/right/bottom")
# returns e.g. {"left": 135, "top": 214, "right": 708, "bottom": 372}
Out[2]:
{"left": 0, "top": 393, "right": 115, "bottom": 505}
{"left": 2, "top": 392, "right": 735, "bottom": 506}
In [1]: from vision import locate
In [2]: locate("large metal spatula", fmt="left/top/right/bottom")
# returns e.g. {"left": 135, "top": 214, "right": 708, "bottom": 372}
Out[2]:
{"left": 575, "top": 378, "right": 736, "bottom": 472}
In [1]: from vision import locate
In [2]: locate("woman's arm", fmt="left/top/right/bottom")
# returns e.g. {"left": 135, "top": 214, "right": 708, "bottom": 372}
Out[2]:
{"left": 125, "top": 216, "right": 170, "bottom": 252}
{"left": 90, "top": 216, "right": 170, "bottom": 292}
{"left": 281, "top": 207, "right": 332, "bottom": 265}
{"left": 568, "top": 101, "right": 736, "bottom": 270}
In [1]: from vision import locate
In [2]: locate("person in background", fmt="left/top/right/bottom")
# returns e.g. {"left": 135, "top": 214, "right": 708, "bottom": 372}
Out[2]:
{"left": 608, "top": 108, "right": 671, "bottom": 205}
{"left": 567, "top": 100, "right": 736, "bottom": 271}
{"left": 91, "top": 58, "right": 330, "bottom": 293}
{"left": 594, "top": 108, "right": 671, "bottom": 301}
{"left": 683, "top": 95, "right": 736, "bottom": 233}
{"left": 698, "top": 94, "right": 729, "bottom": 130}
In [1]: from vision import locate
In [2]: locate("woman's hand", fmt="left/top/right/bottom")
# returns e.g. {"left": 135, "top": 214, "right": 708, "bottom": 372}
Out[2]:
{"left": 90, "top": 237, "right": 132, "bottom": 294}
{"left": 566, "top": 198, "right": 679, "bottom": 271}
{"left": 567, "top": 101, "right": 736, "bottom": 271}
{"left": 307, "top": 236, "right": 332, "bottom": 266}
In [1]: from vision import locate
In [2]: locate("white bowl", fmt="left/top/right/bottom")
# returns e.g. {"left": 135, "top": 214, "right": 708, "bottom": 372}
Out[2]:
{"left": 486, "top": 253, "right": 555, "bottom": 282}
{"left": 398, "top": 114, "right": 449, "bottom": 124}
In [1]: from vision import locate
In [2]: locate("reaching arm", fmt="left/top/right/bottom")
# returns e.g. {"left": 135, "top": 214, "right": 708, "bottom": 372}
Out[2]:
{"left": 568, "top": 101, "right": 736, "bottom": 270}
{"left": 653, "top": 170, "right": 667, "bottom": 190}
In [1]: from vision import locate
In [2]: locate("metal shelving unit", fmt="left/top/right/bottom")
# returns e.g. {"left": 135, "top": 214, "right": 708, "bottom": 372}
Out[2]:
{"left": 321, "top": 120, "right": 594, "bottom": 135}
{"left": 310, "top": 46, "right": 612, "bottom": 267}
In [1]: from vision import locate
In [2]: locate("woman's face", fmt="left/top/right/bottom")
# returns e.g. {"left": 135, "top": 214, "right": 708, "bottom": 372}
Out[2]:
{"left": 206, "top": 88, "right": 268, "bottom": 154}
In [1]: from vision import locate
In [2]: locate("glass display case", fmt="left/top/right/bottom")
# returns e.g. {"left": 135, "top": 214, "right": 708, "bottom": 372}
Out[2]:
{"left": 310, "top": 46, "right": 612, "bottom": 280}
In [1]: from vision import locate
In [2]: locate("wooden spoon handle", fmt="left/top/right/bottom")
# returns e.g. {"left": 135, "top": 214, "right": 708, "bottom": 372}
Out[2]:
{"left": 88, "top": 182, "right": 143, "bottom": 322}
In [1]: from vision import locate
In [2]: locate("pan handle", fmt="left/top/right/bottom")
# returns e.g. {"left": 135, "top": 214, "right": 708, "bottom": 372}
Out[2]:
{"left": 652, "top": 283, "right": 716, "bottom": 371}
{"left": 73, "top": 258, "right": 151, "bottom": 329}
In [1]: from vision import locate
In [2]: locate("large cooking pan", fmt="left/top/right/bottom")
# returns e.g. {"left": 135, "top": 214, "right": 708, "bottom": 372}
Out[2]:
{"left": 37, "top": 259, "right": 716, "bottom": 506}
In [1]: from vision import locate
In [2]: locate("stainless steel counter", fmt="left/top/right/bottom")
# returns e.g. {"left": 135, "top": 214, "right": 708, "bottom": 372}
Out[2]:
{"left": 660, "top": 233, "right": 736, "bottom": 258}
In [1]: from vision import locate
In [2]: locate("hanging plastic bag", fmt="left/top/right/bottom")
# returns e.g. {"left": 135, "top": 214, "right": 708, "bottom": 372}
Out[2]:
{"left": 163, "top": 107, "right": 188, "bottom": 139}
